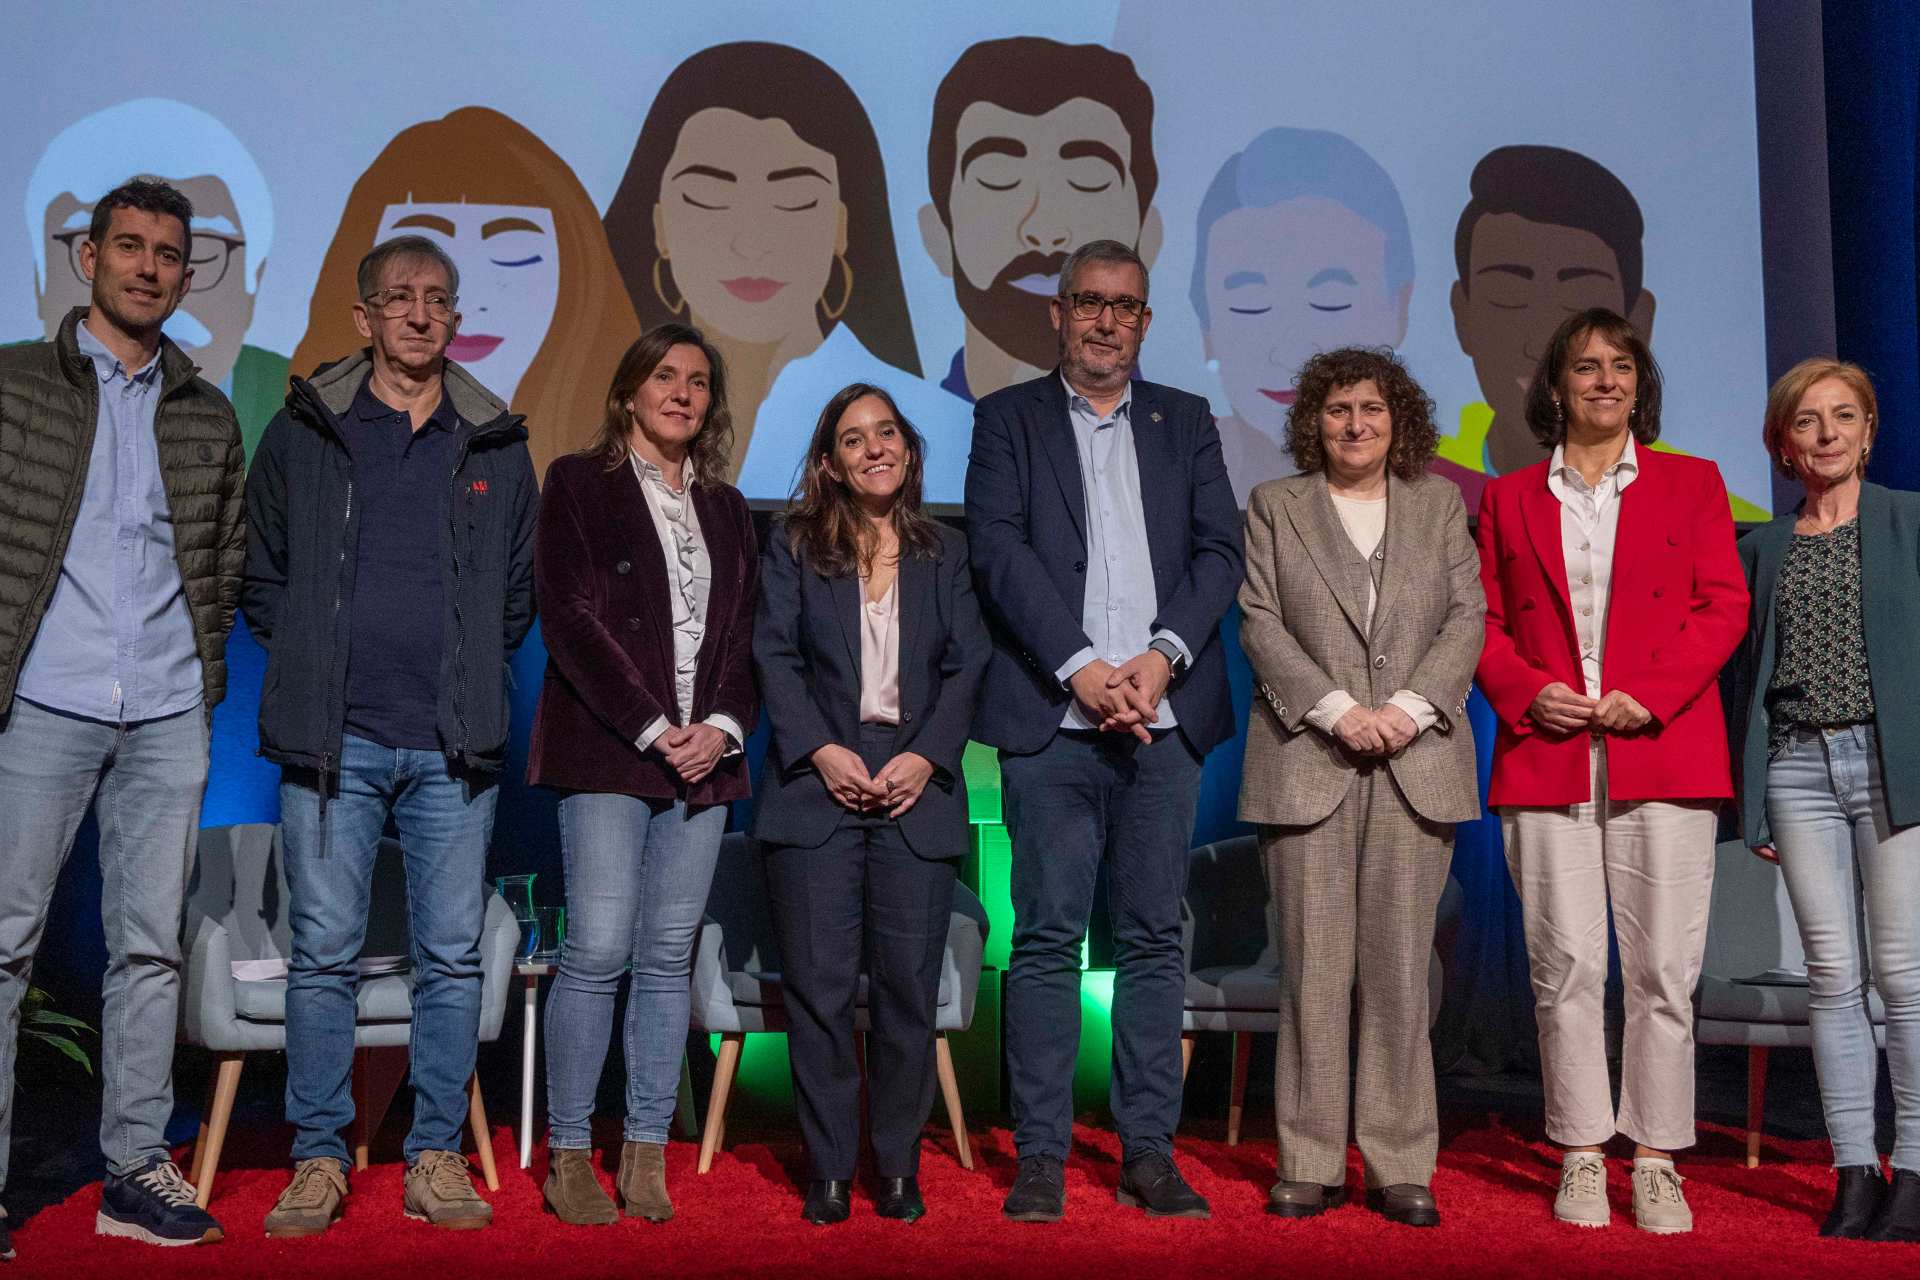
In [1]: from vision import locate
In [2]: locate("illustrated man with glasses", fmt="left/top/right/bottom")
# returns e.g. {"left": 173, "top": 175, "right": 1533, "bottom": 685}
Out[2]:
{"left": 25, "top": 98, "right": 288, "bottom": 458}
{"left": 243, "top": 234, "right": 537, "bottom": 1237}
{"left": 0, "top": 177, "right": 244, "bottom": 1256}
{"left": 964, "top": 239, "right": 1242, "bottom": 1222}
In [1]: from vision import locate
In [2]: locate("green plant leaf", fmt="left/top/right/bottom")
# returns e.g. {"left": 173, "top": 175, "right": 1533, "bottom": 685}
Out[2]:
{"left": 25, "top": 1011, "right": 92, "bottom": 1032}
{"left": 22, "top": 1030, "right": 94, "bottom": 1074}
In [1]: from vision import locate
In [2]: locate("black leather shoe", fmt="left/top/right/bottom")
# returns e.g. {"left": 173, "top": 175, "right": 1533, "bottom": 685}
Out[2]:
{"left": 1366, "top": 1183, "right": 1439, "bottom": 1227}
{"left": 1266, "top": 1180, "right": 1349, "bottom": 1218}
{"left": 1002, "top": 1154, "right": 1066, "bottom": 1223}
{"left": 1866, "top": 1167, "right": 1920, "bottom": 1242}
{"left": 874, "top": 1176, "right": 925, "bottom": 1223}
{"left": 1116, "top": 1152, "right": 1211, "bottom": 1219}
{"left": 1822, "top": 1164, "right": 1888, "bottom": 1238}
{"left": 801, "top": 1180, "right": 851, "bottom": 1225}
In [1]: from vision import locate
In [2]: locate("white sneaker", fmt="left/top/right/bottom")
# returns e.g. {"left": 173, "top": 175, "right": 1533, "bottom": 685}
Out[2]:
{"left": 1554, "top": 1154, "right": 1609, "bottom": 1227}
{"left": 1632, "top": 1160, "right": 1691, "bottom": 1234}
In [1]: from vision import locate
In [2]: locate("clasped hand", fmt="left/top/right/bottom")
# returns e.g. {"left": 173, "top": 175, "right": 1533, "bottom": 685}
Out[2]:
{"left": 1068, "top": 653, "right": 1171, "bottom": 745}
{"left": 1529, "top": 682, "right": 1651, "bottom": 735}
{"left": 656, "top": 723, "right": 729, "bottom": 784}
{"left": 811, "top": 744, "right": 935, "bottom": 817}
{"left": 1331, "top": 704, "right": 1418, "bottom": 757}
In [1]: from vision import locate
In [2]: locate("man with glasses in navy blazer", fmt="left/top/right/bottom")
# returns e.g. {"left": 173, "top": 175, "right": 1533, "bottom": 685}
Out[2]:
{"left": 965, "top": 238, "right": 1243, "bottom": 1222}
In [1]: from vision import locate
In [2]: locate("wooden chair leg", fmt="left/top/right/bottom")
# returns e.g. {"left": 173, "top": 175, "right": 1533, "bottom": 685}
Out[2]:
{"left": 1227, "top": 1031, "right": 1252, "bottom": 1146}
{"left": 934, "top": 1033, "right": 973, "bottom": 1171}
{"left": 1746, "top": 1045, "right": 1769, "bottom": 1168}
{"left": 1181, "top": 1030, "right": 1197, "bottom": 1082}
{"left": 192, "top": 1053, "right": 245, "bottom": 1208}
{"left": 467, "top": 1072, "right": 500, "bottom": 1191}
{"left": 191, "top": 1065, "right": 219, "bottom": 1188}
{"left": 698, "top": 1033, "right": 743, "bottom": 1174}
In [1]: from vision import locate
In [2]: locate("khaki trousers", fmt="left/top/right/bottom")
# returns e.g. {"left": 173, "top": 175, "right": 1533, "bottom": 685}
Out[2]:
{"left": 1500, "top": 741, "right": 1717, "bottom": 1151}
{"left": 1264, "top": 765, "right": 1454, "bottom": 1187}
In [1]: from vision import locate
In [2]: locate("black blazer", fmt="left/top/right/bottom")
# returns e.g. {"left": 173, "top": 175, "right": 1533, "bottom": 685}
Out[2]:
{"left": 750, "top": 520, "right": 987, "bottom": 858}
{"left": 963, "top": 371, "right": 1244, "bottom": 755}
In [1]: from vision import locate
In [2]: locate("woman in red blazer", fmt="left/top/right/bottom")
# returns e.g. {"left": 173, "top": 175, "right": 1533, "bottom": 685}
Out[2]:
{"left": 527, "top": 324, "right": 758, "bottom": 1226}
{"left": 1475, "top": 308, "right": 1746, "bottom": 1235}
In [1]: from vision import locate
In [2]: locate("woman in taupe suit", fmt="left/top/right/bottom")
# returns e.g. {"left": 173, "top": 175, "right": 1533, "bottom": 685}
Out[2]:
{"left": 1238, "top": 347, "right": 1485, "bottom": 1227}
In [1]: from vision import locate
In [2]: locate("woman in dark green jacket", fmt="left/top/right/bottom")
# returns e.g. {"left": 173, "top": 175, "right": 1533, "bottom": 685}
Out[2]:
{"left": 1731, "top": 358, "right": 1920, "bottom": 1243}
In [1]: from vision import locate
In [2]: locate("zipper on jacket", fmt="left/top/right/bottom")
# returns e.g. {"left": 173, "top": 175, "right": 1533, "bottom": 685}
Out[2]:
{"left": 448, "top": 441, "right": 471, "bottom": 760}
{"left": 318, "top": 470, "right": 353, "bottom": 820}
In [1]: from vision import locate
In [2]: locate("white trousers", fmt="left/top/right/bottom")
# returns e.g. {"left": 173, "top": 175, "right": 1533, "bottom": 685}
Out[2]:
{"left": 1501, "top": 741, "right": 1717, "bottom": 1151}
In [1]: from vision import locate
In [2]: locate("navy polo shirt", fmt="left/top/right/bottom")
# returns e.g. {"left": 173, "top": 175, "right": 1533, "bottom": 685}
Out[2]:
{"left": 341, "top": 374, "right": 458, "bottom": 750}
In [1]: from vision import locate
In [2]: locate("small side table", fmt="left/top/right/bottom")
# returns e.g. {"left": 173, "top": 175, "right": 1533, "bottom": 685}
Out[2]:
{"left": 513, "top": 960, "right": 555, "bottom": 1169}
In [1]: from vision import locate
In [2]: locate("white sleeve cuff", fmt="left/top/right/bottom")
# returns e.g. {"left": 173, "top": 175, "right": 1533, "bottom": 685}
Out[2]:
{"left": 1387, "top": 691, "right": 1439, "bottom": 735}
{"left": 1305, "top": 690, "right": 1360, "bottom": 735}
{"left": 1056, "top": 646, "right": 1098, "bottom": 688}
{"left": 634, "top": 715, "right": 670, "bottom": 753}
{"left": 704, "top": 714, "right": 746, "bottom": 756}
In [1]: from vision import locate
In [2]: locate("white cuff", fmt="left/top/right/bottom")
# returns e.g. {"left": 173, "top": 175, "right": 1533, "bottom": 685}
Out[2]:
{"left": 1305, "top": 690, "right": 1360, "bottom": 735}
{"left": 1056, "top": 646, "right": 1098, "bottom": 688}
{"left": 704, "top": 714, "right": 746, "bottom": 756}
{"left": 1387, "top": 690, "right": 1439, "bottom": 735}
{"left": 634, "top": 715, "right": 670, "bottom": 753}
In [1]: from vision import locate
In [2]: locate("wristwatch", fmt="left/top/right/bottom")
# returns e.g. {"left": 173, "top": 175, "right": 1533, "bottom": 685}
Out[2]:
{"left": 1147, "top": 637, "right": 1188, "bottom": 680}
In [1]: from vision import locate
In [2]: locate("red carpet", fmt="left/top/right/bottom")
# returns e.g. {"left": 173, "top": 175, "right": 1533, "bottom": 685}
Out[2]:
{"left": 9, "top": 1116, "right": 1919, "bottom": 1279}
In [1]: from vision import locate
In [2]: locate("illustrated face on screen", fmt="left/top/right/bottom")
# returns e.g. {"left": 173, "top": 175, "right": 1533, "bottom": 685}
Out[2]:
{"left": 1451, "top": 211, "right": 1634, "bottom": 429}
{"left": 938, "top": 98, "right": 1145, "bottom": 370}
{"left": 38, "top": 174, "right": 257, "bottom": 385}
{"left": 1202, "top": 196, "right": 1408, "bottom": 445}
{"left": 652, "top": 107, "right": 846, "bottom": 350}
{"left": 375, "top": 202, "right": 559, "bottom": 403}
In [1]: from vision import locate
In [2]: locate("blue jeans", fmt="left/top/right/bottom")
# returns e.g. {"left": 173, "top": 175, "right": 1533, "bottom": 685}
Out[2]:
{"left": 544, "top": 793, "right": 725, "bottom": 1147}
{"left": 1001, "top": 730, "right": 1202, "bottom": 1161}
{"left": 279, "top": 734, "right": 498, "bottom": 1166}
{"left": 0, "top": 698, "right": 207, "bottom": 1193}
{"left": 1768, "top": 723, "right": 1920, "bottom": 1170}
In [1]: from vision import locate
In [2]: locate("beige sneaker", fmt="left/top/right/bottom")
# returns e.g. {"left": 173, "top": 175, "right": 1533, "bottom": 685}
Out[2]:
{"left": 264, "top": 1158, "right": 348, "bottom": 1238}
{"left": 1554, "top": 1154, "right": 1609, "bottom": 1227}
{"left": 403, "top": 1150, "right": 492, "bottom": 1230}
{"left": 1632, "top": 1160, "right": 1692, "bottom": 1234}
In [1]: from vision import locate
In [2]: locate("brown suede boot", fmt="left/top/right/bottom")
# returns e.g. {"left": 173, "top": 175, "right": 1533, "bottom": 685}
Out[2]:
{"left": 618, "top": 1141, "right": 673, "bottom": 1221}
{"left": 543, "top": 1148, "right": 618, "bottom": 1226}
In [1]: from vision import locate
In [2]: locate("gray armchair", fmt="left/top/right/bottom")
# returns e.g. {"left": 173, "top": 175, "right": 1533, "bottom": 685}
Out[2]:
{"left": 1181, "top": 835, "right": 1459, "bottom": 1144}
{"left": 179, "top": 823, "right": 518, "bottom": 1203}
{"left": 688, "top": 833, "right": 989, "bottom": 1172}
{"left": 1696, "top": 834, "right": 1885, "bottom": 1165}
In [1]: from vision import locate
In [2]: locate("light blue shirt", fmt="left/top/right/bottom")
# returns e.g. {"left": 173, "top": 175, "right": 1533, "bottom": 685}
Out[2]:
{"left": 16, "top": 322, "right": 202, "bottom": 722}
{"left": 1053, "top": 374, "right": 1189, "bottom": 730}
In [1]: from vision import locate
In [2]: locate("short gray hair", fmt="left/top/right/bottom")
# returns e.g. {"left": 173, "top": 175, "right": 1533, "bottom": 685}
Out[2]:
{"left": 1060, "top": 238, "right": 1149, "bottom": 300}
{"left": 356, "top": 234, "right": 460, "bottom": 299}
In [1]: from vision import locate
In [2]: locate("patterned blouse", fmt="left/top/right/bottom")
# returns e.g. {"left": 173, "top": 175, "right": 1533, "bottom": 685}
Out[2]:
{"left": 1767, "top": 518, "right": 1874, "bottom": 748}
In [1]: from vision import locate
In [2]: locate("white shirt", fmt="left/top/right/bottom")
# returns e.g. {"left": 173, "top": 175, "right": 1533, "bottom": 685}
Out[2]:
{"left": 1303, "top": 489, "right": 1438, "bottom": 737}
{"left": 629, "top": 453, "right": 744, "bottom": 753}
{"left": 1546, "top": 435, "right": 1639, "bottom": 699}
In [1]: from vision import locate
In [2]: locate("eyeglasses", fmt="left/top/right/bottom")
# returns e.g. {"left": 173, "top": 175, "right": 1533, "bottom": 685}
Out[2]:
{"left": 362, "top": 288, "right": 458, "bottom": 321}
{"left": 1059, "top": 290, "right": 1147, "bottom": 327}
{"left": 54, "top": 228, "right": 246, "bottom": 294}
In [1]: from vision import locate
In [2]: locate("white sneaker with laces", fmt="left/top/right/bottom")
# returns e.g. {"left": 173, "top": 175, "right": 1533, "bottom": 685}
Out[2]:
{"left": 1553, "top": 1153, "right": 1609, "bottom": 1227}
{"left": 1632, "top": 1159, "right": 1692, "bottom": 1234}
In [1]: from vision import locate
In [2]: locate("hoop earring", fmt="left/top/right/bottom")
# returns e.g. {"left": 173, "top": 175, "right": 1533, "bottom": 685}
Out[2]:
{"left": 818, "top": 253, "right": 853, "bottom": 322}
{"left": 652, "top": 256, "right": 687, "bottom": 318}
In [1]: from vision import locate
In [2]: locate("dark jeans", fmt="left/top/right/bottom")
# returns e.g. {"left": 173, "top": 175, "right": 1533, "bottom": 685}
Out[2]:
{"left": 1001, "top": 729, "right": 1202, "bottom": 1161}
{"left": 279, "top": 734, "right": 498, "bottom": 1166}
{"left": 764, "top": 724, "right": 958, "bottom": 1180}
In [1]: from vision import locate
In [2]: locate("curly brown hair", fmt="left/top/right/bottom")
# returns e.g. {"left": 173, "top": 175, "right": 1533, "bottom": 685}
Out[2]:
{"left": 1284, "top": 347, "right": 1439, "bottom": 480}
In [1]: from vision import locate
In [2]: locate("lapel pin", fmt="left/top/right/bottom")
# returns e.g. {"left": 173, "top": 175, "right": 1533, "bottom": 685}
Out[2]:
{"left": 1150, "top": 410, "right": 1162, "bottom": 423}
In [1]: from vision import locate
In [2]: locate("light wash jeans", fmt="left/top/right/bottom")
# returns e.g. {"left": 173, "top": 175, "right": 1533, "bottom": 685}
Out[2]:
{"left": 544, "top": 793, "right": 725, "bottom": 1148}
{"left": 0, "top": 697, "right": 208, "bottom": 1194}
{"left": 279, "top": 734, "right": 498, "bottom": 1166}
{"left": 1768, "top": 723, "right": 1920, "bottom": 1170}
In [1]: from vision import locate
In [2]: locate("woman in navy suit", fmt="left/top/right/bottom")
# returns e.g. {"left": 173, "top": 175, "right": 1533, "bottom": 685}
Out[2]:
{"left": 753, "top": 383, "right": 987, "bottom": 1226}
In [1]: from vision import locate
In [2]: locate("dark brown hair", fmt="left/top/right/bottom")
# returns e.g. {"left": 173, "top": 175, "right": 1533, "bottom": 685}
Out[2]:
{"left": 584, "top": 323, "right": 735, "bottom": 489}
{"left": 603, "top": 42, "right": 921, "bottom": 377}
{"left": 1285, "top": 347, "right": 1439, "bottom": 481}
{"left": 1453, "top": 145, "right": 1644, "bottom": 310}
{"left": 928, "top": 37, "right": 1158, "bottom": 226}
{"left": 1523, "top": 307, "right": 1663, "bottom": 448}
{"left": 783, "top": 383, "right": 945, "bottom": 578}
{"left": 89, "top": 178, "right": 194, "bottom": 259}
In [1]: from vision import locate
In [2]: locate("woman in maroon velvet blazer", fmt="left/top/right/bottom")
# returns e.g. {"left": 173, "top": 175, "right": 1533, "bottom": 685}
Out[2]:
{"left": 526, "top": 323, "right": 757, "bottom": 1226}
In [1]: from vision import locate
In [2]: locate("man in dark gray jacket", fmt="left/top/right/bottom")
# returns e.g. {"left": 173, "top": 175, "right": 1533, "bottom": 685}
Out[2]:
{"left": 0, "top": 178, "right": 244, "bottom": 1255}
{"left": 243, "top": 234, "right": 536, "bottom": 1238}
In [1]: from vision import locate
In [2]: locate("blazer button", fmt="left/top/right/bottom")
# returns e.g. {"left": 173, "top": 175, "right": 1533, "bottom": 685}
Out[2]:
{"left": 616, "top": 560, "right": 632, "bottom": 575}
{"left": 626, "top": 617, "right": 641, "bottom": 630}
{"left": 902, "top": 712, "right": 914, "bottom": 723}
{"left": 1653, "top": 587, "right": 1665, "bottom": 598}
{"left": 1373, "top": 655, "right": 1387, "bottom": 669}
{"left": 1073, "top": 560, "right": 1086, "bottom": 573}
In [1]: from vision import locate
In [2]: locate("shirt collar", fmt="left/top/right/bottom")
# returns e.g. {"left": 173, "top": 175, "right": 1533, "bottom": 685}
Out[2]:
{"left": 631, "top": 450, "right": 693, "bottom": 493}
{"left": 74, "top": 318, "right": 162, "bottom": 387}
{"left": 1548, "top": 433, "right": 1639, "bottom": 494}
{"left": 1061, "top": 371, "right": 1132, "bottom": 426}
{"left": 350, "top": 372, "right": 456, "bottom": 433}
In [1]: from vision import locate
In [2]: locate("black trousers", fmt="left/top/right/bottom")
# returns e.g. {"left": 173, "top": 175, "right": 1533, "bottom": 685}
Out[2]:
{"left": 763, "top": 724, "right": 959, "bottom": 1180}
